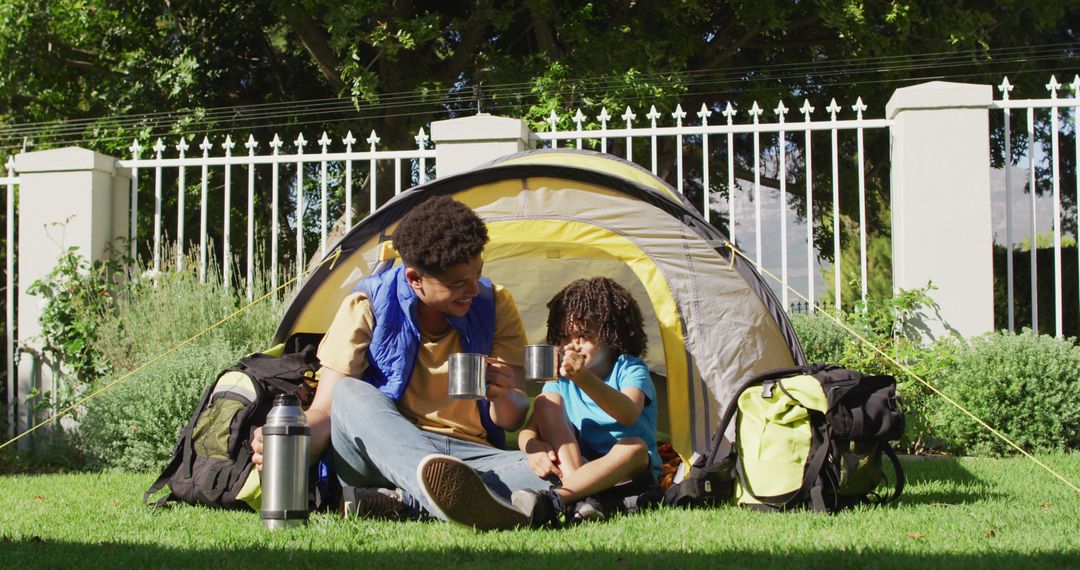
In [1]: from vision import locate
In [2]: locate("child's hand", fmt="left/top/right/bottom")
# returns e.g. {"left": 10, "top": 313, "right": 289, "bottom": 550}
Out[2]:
{"left": 559, "top": 344, "right": 587, "bottom": 379}
{"left": 523, "top": 438, "right": 562, "bottom": 479}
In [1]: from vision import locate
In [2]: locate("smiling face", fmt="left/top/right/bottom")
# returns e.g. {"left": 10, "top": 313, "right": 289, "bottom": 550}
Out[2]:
{"left": 406, "top": 254, "right": 484, "bottom": 322}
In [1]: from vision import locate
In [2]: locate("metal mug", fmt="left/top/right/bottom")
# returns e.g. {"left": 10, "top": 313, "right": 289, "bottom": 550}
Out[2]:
{"left": 524, "top": 344, "right": 561, "bottom": 382}
{"left": 448, "top": 352, "right": 487, "bottom": 399}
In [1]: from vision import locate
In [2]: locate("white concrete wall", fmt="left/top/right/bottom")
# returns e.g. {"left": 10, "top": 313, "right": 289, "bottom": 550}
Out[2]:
{"left": 887, "top": 81, "right": 995, "bottom": 339}
{"left": 430, "top": 114, "right": 534, "bottom": 177}
{"left": 12, "top": 147, "right": 129, "bottom": 439}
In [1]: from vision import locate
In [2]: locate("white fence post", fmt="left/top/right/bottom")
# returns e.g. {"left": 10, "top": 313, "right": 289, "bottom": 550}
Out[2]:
{"left": 12, "top": 147, "right": 130, "bottom": 441}
{"left": 887, "top": 81, "right": 994, "bottom": 339}
{"left": 430, "top": 114, "right": 535, "bottom": 178}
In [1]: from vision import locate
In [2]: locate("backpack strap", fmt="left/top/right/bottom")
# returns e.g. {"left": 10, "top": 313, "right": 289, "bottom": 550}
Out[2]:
{"left": 143, "top": 375, "right": 220, "bottom": 508}
{"left": 879, "top": 441, "right": 906, "bottom": 504}
{"left": 144, "top": 436, "right": 185, "bottom": 507}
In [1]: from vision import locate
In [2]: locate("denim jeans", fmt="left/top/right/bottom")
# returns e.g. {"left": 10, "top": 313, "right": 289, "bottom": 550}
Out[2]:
{"left": 330, "top": 377, "right": 551, "bottom": 520}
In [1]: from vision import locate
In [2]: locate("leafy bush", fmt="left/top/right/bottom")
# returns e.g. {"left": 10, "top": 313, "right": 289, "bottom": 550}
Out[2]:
{"left": 24, "top": 243, "right": 126, "bottom": 406}
{"left": 77, "top": 250, "right": 283, "bottom": 470}
{"left": 77, "top": 341, "right": 242, "bottom": 470}
{"left": 790, "top": 311, "right": 848, "bottom": 364}
{"left": 926, "top": 331, "right": 1080, "bottom": 456}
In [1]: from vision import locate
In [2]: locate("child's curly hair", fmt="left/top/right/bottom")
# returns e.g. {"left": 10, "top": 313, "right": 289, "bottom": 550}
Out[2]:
{"left": 392, "top": 195, "right": 489, "bottom": 274}
{"left": 545, "top": 277, "right": 647, "bottom": 358}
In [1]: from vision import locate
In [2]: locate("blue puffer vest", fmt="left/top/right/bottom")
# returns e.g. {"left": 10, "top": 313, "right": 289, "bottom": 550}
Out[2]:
{"left": 354, "top": 263, "right": 504, "bottom": 448}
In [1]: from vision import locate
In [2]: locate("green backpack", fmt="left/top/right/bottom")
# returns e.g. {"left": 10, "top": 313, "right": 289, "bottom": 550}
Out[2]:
{"left": 144, "top": 346, "right": 320, "bottom": 511}
{"left": 666, "top": 364, "right": 906, "bottom": 512}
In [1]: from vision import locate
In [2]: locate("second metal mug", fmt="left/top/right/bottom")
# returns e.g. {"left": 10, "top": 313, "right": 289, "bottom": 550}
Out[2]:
{"left": 524, "top": 344, "right": 561, "bottom": 382}
{"left": 448, "top": 353, "right": 487, "bottom": 399}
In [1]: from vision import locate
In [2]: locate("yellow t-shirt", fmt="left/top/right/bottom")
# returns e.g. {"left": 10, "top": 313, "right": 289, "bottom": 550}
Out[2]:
{"left": 317, "top": 285, "right": 527, "bottom": 445}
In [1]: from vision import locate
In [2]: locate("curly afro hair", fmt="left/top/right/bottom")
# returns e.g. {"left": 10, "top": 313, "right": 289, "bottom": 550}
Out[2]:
{"left": 392, "top": 195, "right": 489, "bottom": 274}
{"left": 545, "top": 277, "right": 647, "bottom": 358}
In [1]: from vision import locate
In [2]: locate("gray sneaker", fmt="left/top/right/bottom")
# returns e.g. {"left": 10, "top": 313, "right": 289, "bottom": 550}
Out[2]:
{"left": 416, "top": 454, "right": 529, "bottom": 531}
{"left": 342, "top": 486, "right": 409, "bottom": 521}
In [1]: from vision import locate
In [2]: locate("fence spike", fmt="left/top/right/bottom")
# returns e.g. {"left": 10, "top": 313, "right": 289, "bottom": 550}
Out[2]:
{"left": 295, "top": 132, "right": 308, "bottom": 149}
{"left": 6, "top": 155, "right": 14, "bottom": 171}
{"left": 998, "top": 76, "right": 1013, "bottom": 99}
{"left": 697, "top": 103, "right": 711, "bottom": 125}
{"left": 1072, "top": 75, "right": 1080, "bottom": 94}
{"left": 245, "top": 134, "right": 258, "bottom": 152}
{"left": 1046, "top": 74, "right": 1061, "bottom": 96}
{"left": 270, "top": 134, "right": 283, "bottom": 151}
{"left": 646, "top": 105, "right": 661, "bottom": 126}
{"left": 414, "top": 127, "right": 428, "bottom": 148}
{"left": 852, "top": 97, "right": 867, "bottom": 119}
{"left": 153, "top": 138, "right": 166, "bottom": 156}
{"left": 222, "top": 135, "right": 235, "bottom": 155}
{"left": 343, "top": 130, "right": 356, "bottom": 150}
{"left": 547, "top": 110, "right": 560, "bottom": 132}
{"left": 597, "top": 107, "right": 611, "bottom": 127}
{"left": 774, "top": 100, "right": 788, "bottom": 122}
{"left": 749, "top": 101, "right": 763, "bottom": 123}
{"left": 366, "top": 130, "right": 380, "bottom": 147}
{"left": 826, "top": 98, "right": 841, "bottom": 120}
{"left": 199, "top": 136, "right": 212, "bottom": 154}
{"left": 722, "top": 102, "right": 736, "bottom": 122}
{"left": 572, "top": 108, "right": 586, "bottom": 129}
{"left": 176, "top": 137, "right": 189, "bottom": 155}
{"left": 130, "top": 139, "right": 142, "bottom": 156}
{"left": 622, "top": 106, "right": 636, "bottom": 125}
{"left": 318, "top": 131, "right": 331, "bottom": 151}
{"left": 800, "top": 99, "right": 815, "bottom": 119}
{"left": 671, "top": 104, "right": 686, "bottom": 126}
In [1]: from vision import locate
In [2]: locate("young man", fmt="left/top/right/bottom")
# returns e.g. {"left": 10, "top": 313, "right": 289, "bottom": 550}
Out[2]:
{"left": 254, "top": 195, "right": 548, "bottom": 530}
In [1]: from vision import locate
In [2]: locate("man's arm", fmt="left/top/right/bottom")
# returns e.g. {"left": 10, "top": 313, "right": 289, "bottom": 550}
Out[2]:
{"left": 251, "top": 367, "right": 345, "bottom": 467}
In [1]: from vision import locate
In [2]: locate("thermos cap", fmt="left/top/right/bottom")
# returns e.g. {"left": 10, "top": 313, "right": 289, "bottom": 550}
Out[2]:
{"left": 274, "top": 393, "right": 301, "bottom": 407}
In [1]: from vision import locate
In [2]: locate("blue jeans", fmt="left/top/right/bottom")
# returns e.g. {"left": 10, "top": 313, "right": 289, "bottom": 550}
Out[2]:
{"left": 330, "top": 378, "right": 551, "bottom": 520}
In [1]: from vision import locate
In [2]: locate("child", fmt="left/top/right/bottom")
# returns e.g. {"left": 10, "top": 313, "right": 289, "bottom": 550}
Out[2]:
{"left": 512, "top": 277, "right": 660, "bottom": 524}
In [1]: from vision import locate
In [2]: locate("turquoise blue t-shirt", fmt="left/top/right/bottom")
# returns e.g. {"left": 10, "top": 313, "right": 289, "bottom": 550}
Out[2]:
{"left": 541, "top": 354, "right": 660, "bottom": 479}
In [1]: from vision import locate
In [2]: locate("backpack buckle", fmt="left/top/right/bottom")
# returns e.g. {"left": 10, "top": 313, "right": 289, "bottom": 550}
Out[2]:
{"left": 761, "top": 380, "right": 775, "bottom": 398}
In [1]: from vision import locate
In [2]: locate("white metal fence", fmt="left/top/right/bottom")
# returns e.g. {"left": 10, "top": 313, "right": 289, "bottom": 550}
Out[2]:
{"left": 537, "top": 100, "right": 890, "bottom": 312}
{"left": 115, "top": 98, "right": 891, "bottom": 317}
{"left": 993, "top": 75, "right": 1080, "bottom": 338}
{"left": 116, "top": 130, "right": 436, "bottom": 300}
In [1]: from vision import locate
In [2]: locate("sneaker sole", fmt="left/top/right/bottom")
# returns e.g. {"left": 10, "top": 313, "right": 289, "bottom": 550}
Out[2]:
{"left": 417, "top": 454, "right": 528, "bottom": 531}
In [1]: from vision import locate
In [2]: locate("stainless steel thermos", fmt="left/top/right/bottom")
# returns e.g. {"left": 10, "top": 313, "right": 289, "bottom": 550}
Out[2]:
{"left": 260, "top": 393, "right": 310, "bottom": 530}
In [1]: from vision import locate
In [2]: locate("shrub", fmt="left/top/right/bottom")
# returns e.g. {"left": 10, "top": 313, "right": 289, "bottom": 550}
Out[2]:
{"left": 77, "top": 249, "right": 283, "bottom": 470}
{"left": 926, "top": 330, "right": 1080, "bottom": 456}
{"left": 77, "top": 340, "right": 242, "bottom": 471}
{"left": 790, "top": 311, "right": 848, "bottom": 364}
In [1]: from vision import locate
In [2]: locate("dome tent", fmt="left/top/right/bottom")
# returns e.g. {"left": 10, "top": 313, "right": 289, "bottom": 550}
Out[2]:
{"left": 274, "top": 148, "right": 805, "bottom": 461}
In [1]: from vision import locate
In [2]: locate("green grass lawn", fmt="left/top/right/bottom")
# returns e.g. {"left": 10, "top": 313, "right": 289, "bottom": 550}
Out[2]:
{"left": 1, "top": 454, "right": 1078, "bottom": 569}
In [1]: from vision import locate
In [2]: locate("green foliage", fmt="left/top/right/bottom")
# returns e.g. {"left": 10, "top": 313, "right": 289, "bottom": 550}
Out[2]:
{"left": 77, "top": 251, "right": 282, "bottom": 470}
{"left": 927, "top": 331, "right": 1080, "bottom": 457}
{"left": 792, "top": 285, "right": 960, "bottom": 452}
{"left": 77, "top": 341, "right": 242, "bottom": 471}
{"left": 789, "top": 310, "right": 848, "bottom": 364}
{"left": 23, "top": 242, "right": 125, "bottom": 407}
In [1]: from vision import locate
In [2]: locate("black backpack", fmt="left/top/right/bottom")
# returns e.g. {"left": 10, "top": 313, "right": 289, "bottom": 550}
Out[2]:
{"left": 144, "top": 347, "right": 321, "bottom": 510}
{"left": 665, "top": 364, "right": 906, "bottom": 512}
